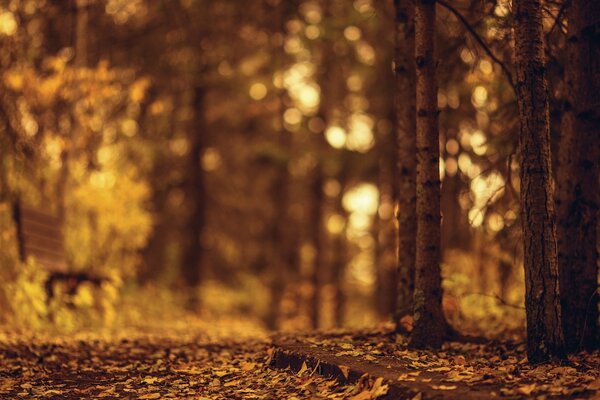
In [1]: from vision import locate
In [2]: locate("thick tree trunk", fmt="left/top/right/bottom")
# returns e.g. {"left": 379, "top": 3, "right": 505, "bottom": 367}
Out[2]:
{"left": 513, "top": 0, "right": 565, "bottom": 363}
{"left": 409, "top": 0, "right": 445, "bottom": 349}
{"left": 393, "top": 0, "right": 417, "bottom": 331}
{"left": 181, "top": 86, "right": 206, "bottom": 307}
{"left": 556, "top": 0, "right": 599, "bottom": 352}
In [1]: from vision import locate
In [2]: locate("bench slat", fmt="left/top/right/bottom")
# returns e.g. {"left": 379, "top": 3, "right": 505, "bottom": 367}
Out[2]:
{"left": 20, "top": 218, "right": 63, "bottom": 237}
{"left": 23, "top": 243, "right": 66, "bottom": 260}
{"left": 22, "top": 231, "right": 64, "bottom": 249}
{"left": 19, "top": 207, "right": 62, "bottom": 226}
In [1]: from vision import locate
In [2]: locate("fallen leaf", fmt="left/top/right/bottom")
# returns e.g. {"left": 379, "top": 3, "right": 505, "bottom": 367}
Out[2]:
{"left": 431, "top": 385, "right": 457, "bottom": 390}
{"left": 339, "top": 364, "right": 350, "bottom": 380}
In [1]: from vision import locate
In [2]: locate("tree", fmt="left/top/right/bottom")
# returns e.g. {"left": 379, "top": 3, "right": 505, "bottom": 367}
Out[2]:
{"left": 409, "top": 0, "right": 445, "bottom": 349}
{"left": 513, "top": 0, "right": 565, "bottom": 362}
{"left": 393, "top": 0, "right": 417, "bottom": 332}
{"left": 181, "top": 84, "right": 207, "bottom": 308}
{"left": 556, "top": 0, "right": 599, "bottom": 352}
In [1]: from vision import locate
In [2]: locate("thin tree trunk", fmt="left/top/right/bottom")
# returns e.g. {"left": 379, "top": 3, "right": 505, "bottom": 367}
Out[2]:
{"left": 556, "top": 0, "right": 599, "bottom": 352}
{"left": 181, "top": 86, "right": 206, "bottom": 307}
{"left": 264, "top": 0, "right": 291, "bottom": 331}
{"left": 57, "top": 0, "right": 89, "bottom": 220}
{"left": 513, "top": 0, "right": 565, "bottom": 363}
{"left": 309, "top": 164, "right": 324, "bottom": 329}
{"left": 393, "top": 0, "right": 417, "bottom": 331}
{"left": 409, "top": 0, "right": 445, "bottom": 349}
{"left": 332, "top": 206, "right": 347, "bottom": 328}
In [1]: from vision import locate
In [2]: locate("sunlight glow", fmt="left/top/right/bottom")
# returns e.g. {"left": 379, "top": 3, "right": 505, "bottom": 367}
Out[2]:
{"left": 325, "top": 126, "right": 347, "bottom": 149}
{"left": 344, "top": 26, "right": 361, "bottom": 42}
{"left": 469, "top": 171, "right": 505, "bottom": 227}
{"left": 472, "top": 86, "right": 488, "bottom": 108}
{"left": 327, "top": 214, "right": 345, "bottom": 234}
{"left": 346, "top": 113, "right": 374, "bottom": 152}
{"left": 0, "top": 11, "right": 17, "bottom": 36}
{"left": 342, "top": 183, "right": 379, "bottom": 215}
{"left": 249, "top": 83, "right": 267, "bottom": 100}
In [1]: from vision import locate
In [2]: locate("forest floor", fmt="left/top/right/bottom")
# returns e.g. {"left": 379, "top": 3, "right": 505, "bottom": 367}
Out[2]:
{"left": 0, "top": 318, "right": 599, "bottom": 399}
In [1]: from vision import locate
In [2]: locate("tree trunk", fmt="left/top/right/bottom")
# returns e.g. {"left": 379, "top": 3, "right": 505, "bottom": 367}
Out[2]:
{"left": 409, "top": 0, "right": 445, "bottom": 349}
{"left": 393, "top": 0, "right": 417, "bottom": 331}
{"left": 181, "top": 86, "right": 206, "bottom": 308}
{"left": 309, "top": 164, "right": 324, "bottom": 329}
{"left": 556, "top": 0, "right": 599, "bottom": 352}
{"left": 513, "top": 0, "right": 565, "bottom": 363}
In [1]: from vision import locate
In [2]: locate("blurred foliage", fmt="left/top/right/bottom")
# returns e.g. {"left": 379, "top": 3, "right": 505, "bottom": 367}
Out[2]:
{"left": 0, "top": 0, "right": 575, "bottom": 334}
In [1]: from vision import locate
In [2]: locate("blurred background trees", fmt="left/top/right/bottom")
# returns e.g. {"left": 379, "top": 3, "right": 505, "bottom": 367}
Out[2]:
{"left": 0, "top": 0, "right": 596, "bottom": 347}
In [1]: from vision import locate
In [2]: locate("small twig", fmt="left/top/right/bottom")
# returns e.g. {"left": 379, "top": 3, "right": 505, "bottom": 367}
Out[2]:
{"left": 547, "top": 0, "right": 570, "bottom": 37}
{"left": 437, "top": 0, "right": 516, "bottom": 93}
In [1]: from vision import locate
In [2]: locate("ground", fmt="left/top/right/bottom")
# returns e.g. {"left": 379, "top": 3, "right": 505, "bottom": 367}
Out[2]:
{"left": 0, "top": 319, "right": 599, "bottom": 399}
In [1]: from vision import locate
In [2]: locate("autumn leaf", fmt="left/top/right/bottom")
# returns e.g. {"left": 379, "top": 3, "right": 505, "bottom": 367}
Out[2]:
{"left": 339, "top": 364, "right": 350, "bottom": 380}
{"left": 139, "top": 393, "right": 161, "bottom": 399}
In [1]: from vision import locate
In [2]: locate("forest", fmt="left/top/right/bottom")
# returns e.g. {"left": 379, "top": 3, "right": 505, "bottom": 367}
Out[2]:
{"left": 0, "top": 0, "right": 598, "bottom": 398}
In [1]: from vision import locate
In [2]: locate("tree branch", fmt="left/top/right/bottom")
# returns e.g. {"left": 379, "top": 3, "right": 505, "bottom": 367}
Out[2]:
{"left": 437, "top": 0, "right": 516, "bottom": 93}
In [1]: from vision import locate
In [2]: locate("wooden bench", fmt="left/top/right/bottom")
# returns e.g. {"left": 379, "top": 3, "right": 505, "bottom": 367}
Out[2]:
{"left": 12, "top": 202, "right": 105, "bottom": 303}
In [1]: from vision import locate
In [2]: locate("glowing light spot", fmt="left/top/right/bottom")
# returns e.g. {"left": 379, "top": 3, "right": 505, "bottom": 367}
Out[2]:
{"left": 300, "top": 2, "right": 322, "bottom": 24}
{"left": 324, "top": 179, "right": 341, "bottom": 197}
{"left": 283, "top": 108, "right": 303, "bottom": 125}
{"left": 440, "top": 158, "right": 445, "bottom": 180}
{"left": 447, "top": 90, "right": 460, "bottom": 109}
{"left": 344, "top": 26, "right": 361, "bottom": 41}
{"left": 494, "top": 3, "right": 509, "bottom": 17}
{"left": 296, "top": 83, "right": 320, "bottom": 111}
{"left": 378, "top": 201, "right": 394, "bottom": 220}
{"left": 170, "top": 137, "right": 189, "bottom": 156}
{"left": 479, "top": 60, "right": 493, "bottom": 75}
{"left": 0, "top": 11, "right": 17, "bottom": 36}
{"left": 122, "top": 119, "right": 138, "bottom": 137}
{"left": 356, "top": 41, "right": 375, "bottom": 65}
{"left": 470, "top": 130, "right": 487, "bottom": 155}
{"left": 446, "top": 139, "right": 460, "bottom": 155}
{"left": 325, "top": 126, "right": 347, "bottom": 149}
{"left": 353, "top": 0, "right": 373, "bottom": 13}
{"left": 438, "top": 93, "right": 447, "bottom": 108}
{"left": 445, "top": 157, "right": 458, "bottom": 177}
{"left": 272, "top": 71, "right": 283, "bottom": 88}
{"left": 468, "top": 171, "right": 505, "bottom": 227}
{"left": 472, "top": 86, "right": 488, "bottom": 107}
{"left": 284, "top": 36, "right": 303, "bottom": 54}
{"left": 468, "top": 209, "right": 484, "bottom": 227}
{"left": 327, "top": 214, "right": 345, "bottom": 234}
{"left": 487, "top": 213, "right": 505, "bottom": 232}
{"left": 343, "top": 183, "right": 379, "bottom": 215}
{"left": 202, "top": 147, "right": 222, "bottom": 171}
{"left": 458, "top": 153, "right": 471, "bottom": 174}
{"left": 346, "top": 75, "right": 363, "bottom": 92}
{"left": 349, "top": 213, "right": 370, "bottom": 231}
{"left": 305, "top": 25, "right": 320, "bottom": 40}
{"left": 249, "top": 83, "right": 267, "bottom": 100}
{"left": 460, "top": 48, "right": 475, "bottom": 64}
{"left": 346, "top": 113, "right": 374, "bottom": 152}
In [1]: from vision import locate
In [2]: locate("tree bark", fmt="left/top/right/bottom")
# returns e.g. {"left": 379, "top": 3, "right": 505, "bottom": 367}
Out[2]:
{"left": 409, "top": 0, "right": 445, "bottom": 349}
{"left": 393, "top": 0, "right": 417, "bottom": 331}
{"left": 556, "top": 0, "right": 599, "bottom": 352}
{"left": 513, "top": 0, "right": 565, "bottom": 362}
